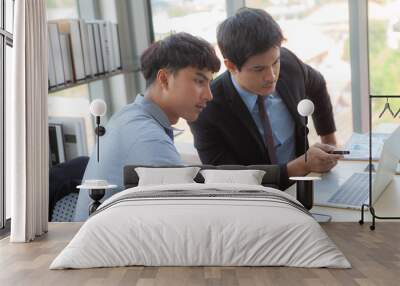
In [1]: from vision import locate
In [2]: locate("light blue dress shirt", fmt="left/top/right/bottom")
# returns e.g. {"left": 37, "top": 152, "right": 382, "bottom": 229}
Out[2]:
{"left": 73, "top": 95, "right": 183, "bottom": 221}
{"left": 231, "top": 77, "right": 296, "bottom": 164}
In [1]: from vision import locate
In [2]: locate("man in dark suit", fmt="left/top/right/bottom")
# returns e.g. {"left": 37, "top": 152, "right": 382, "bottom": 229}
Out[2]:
{"left": 189, "top": 8, "right": 342, "bottom": 188}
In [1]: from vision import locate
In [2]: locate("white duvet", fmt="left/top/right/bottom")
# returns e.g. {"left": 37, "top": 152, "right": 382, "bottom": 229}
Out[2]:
{"left": 50, "top": 183, "right": 351, "bottom": 269}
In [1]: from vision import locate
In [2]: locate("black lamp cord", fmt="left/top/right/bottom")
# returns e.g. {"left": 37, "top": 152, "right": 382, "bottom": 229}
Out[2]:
{"left": 96, "top": 116, "right": 100, "bottom": 162}
{"left": 304, "top": 116, "right": 308, "bottom": 163}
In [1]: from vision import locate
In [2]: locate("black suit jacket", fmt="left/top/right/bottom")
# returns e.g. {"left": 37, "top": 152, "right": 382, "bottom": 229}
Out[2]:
{"left": 189, "top": 48, "right": 336, "bottom": 189}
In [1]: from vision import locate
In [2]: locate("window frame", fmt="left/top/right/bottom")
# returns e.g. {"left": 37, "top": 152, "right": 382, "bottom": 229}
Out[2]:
{"left": 349, "top": 0, "right": 369, "bottom": 133}
{"left": 1, "top": 0, "right": 14, "bottom": 230}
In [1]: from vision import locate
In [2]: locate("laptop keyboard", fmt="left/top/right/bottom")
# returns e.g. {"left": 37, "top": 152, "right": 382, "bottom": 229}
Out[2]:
{"left": 328, "top": 173, "right": 374, "bottom": 206}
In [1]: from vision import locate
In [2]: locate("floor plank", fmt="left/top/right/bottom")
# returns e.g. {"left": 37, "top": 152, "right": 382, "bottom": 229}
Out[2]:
{"left": 0, "top": 222, "right": 399, "bottom": 286}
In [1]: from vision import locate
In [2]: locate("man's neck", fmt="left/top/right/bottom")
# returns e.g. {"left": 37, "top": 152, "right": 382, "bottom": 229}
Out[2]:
{"left": 230, "top": 73, "right": 259, "bottom": 96}
{"left": 144, "top": 88, "right": 179, "bottom": 125}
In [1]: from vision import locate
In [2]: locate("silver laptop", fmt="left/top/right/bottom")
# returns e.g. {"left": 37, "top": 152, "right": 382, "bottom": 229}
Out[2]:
{"left": 314, "top": 126, "right": 400, "bottom": 210}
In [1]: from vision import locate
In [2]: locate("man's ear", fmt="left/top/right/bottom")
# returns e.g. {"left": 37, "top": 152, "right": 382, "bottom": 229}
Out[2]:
{"left": 224, "top": 59, "right": 238, "bottom": 74}
{"left": 156, "top": 69, "right": 169, "bottom": 90}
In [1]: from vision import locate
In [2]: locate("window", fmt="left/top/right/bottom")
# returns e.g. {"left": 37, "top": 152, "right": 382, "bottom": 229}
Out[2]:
{"left": 1, "top": 0, "right": 14, "bottom": 229}
{"left": 247, "top": 0, "right": 352, "bottom": 146}
{"left": 149, "top": 0, "right": 227, "bottom": 146}
{"left": 368, "top": 0, "right": 400, "bottom": 130}
{"left": 150, "top": 0, "right": 226, "bottom": 45}
{"left": 46, "top": 0, "right": 78, "bottom": 21}
{"left": 5, "top": 0, "right": 12, "bottom": 32}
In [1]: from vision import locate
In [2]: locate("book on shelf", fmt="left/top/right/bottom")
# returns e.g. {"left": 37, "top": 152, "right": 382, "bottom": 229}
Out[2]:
{"left": 48, "top": 23, "right": 65, "bottom": 86}
{"left": 86, "top": 23, "right": 99, "bottom": 75}
{"left": 79, "top": 19, "right": 93, "bottom": 77}
{"left": 99, "top": 21, "right": 112, "bottom": 72}
{"left": 87, "top": 20, "right": 115, "bottom": 73}
{"left": 47, "top": 19, "right": 123, "bottom": 91}
{"left": 48, "top": 123, "right": 66, "bottom": 167}
{"left": 48, "top": 33, "right": 57, "bottom": 87}
{"left": 49, "top": 117, "right": 88, "bottom": 161}
{"left": 90, "top": 22, "right": 105, "bottom": 74}
{"left": 106, "top": 21, "right": 117, "bottom": 71}
{"left": 111, "top": 23, "right": 121, "bottom": 69}
{"left": 59, "top": 33, "right": 74, "bottom": 83}
{"left": 57, "top": 20, "right": 86, "bottom": 81}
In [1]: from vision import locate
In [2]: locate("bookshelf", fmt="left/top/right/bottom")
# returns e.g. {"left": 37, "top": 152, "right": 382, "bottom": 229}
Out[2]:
{"left": 47, "top": 19, "right": 126, "bottom": 93}
{"left": 48, "top": 68, "right": 137, "bottom": 93}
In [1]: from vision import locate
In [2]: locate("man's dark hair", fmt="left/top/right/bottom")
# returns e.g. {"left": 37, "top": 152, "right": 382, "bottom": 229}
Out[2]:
{"left": 141, "top": 32, "right": 221, "bottom": 87}
{"left": 217, "top": 8, "right": 284, "bottom": 70}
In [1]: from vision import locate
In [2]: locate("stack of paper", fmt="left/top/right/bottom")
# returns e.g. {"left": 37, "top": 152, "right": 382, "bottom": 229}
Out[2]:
{"left": 343, "top": 133, "right": 390, "bottom": 160}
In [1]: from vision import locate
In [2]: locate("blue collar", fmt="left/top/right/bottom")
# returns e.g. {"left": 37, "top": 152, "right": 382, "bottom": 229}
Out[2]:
{"left": 231, "top": 76, "right": 279, "bottom": 111}
{"left": 135, "top": 94, "right": 174, "bottom": 132}
{"left": 231, "top": 76, "right": 259, "bottom": 112}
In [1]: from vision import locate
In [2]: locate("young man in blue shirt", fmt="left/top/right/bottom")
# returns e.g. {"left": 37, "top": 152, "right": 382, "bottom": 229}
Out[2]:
{"left": 74, "top": 32, "right": 220, "bottom": 221}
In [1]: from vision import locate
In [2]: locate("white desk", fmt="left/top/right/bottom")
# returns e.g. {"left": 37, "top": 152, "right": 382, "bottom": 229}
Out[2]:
{"left": 286, "top": 160, "right": 400, "bottom": 222}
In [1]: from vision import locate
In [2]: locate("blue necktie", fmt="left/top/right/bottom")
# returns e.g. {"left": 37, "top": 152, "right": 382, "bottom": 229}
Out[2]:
{"left": 165, "top": 128, "right": 174, "bottom": 142}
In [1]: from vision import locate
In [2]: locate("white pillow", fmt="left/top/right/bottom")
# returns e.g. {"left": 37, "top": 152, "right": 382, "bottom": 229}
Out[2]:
{"left": 135, "top": 167, "right": 201, "bottom": 186}
{"left": 200, "top": 169, "right": 266, "bottom": 185}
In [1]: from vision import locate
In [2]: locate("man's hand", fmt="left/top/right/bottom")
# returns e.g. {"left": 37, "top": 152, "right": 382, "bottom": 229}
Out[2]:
{"left": 305, "top": 144, "right": 343, "bottom": 173}
{"left": 287, "top": 143, "right": 343, "bottom": 177}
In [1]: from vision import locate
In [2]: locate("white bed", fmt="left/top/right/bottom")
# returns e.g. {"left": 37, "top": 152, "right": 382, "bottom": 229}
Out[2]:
{"left": 50, "top": 183, "right": 351, "bottom": 269}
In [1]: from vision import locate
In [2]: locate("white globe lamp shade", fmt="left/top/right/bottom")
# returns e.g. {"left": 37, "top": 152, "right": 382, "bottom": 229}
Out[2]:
{"left": 90, "top": 99, "right": 107, "bottom": 117}
{"left": 297, "top": 99, "right": 314, "bottom": 117}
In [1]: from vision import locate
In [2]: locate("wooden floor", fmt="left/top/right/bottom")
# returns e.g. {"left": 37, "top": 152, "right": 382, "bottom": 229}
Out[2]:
{"left": 0, "top": 222, "right": 399, "bottom": 286}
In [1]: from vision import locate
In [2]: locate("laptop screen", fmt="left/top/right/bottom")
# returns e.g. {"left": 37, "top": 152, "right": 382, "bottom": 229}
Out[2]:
{"left": 372, "top": 126, "right": 400, "bottom": 204}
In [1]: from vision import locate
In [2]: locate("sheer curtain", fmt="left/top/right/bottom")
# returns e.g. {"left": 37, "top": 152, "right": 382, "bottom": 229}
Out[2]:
{"left": 8, "top": 0, "right": 48, "bottom": 242}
